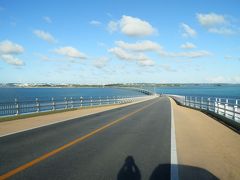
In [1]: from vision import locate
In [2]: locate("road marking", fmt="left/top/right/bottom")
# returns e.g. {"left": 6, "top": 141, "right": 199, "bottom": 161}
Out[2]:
{"left": 170, "top": 98, "right": 179, "bottom": 180}
{"left": 0, "top": 97, "right": 156, "bottom": 138}
{"left": 0, "top": 100, "right": 158, "bottom": 180}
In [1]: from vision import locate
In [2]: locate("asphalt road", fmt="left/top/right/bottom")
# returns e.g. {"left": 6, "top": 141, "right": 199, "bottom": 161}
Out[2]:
{"left": 0, "top": 97, "right": 171, "bottom": 180}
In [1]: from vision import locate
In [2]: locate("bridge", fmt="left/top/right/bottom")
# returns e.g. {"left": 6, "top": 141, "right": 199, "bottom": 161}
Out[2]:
{"left": 0, "top": 96, "right": 239, "bottom": 179}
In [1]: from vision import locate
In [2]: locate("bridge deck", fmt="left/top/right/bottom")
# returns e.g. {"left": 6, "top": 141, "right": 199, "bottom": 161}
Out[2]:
{"left": 0, "top": 97, "right": 239, "bottom": 179}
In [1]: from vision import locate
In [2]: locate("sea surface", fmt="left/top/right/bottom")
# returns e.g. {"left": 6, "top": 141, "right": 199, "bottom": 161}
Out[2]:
{"left": 0, "top": 88, "right": 145, "bottom": 102}
{"left": 155, "top": 84, "right": 240, "bottom": 99}
{"left": 0, "top": 85, "right": 239, "bottom": 103}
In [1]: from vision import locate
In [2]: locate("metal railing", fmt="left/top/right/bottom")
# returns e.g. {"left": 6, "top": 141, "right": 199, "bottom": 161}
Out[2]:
{"left": 169, "top": 95, "right": 240, "bottom": 123}
{"left": 0, "top": 95, "right": 149, "bottom": 117}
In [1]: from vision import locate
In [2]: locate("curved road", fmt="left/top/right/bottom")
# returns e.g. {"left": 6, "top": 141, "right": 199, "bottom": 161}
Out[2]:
{"left": 0, "top": 97, "right": 171, "bottom": 180}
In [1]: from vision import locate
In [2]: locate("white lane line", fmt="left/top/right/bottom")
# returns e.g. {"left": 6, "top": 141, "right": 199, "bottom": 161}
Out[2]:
{"left": 170, "top": 99, "right": 179, "bottom": 180}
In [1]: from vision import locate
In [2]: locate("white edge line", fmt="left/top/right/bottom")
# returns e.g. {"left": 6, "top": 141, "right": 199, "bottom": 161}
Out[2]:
{"left": 0, "top": 96, "right": 157, "bottom": 138}
{"left": 170, "top": 98, "right": 179, "bottom": 180}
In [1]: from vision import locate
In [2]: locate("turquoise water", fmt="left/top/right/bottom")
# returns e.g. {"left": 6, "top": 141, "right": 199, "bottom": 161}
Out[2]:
{"left": 0, "top": 88, "right": 144, "bottom": 102}
{"left": 156, "top": 85, "right": 240, "bottom": 99}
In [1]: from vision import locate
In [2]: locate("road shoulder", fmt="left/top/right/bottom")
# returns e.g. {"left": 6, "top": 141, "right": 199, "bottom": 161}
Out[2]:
{"left": 170, "top": 98, "right": 240, "bottom": 180}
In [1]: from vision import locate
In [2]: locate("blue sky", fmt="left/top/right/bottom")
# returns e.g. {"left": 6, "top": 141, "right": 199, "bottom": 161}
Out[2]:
{"left": 0, "top": 0, "right": 240, "bottom": 84}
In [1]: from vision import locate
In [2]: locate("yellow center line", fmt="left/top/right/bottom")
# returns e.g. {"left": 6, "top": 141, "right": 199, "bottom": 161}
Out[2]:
{"left": 0, "top": 99, "right": 158, "bottom": 180}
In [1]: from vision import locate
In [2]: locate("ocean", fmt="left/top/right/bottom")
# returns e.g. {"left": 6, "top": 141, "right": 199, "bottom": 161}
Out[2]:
{"left": 155, "top": 84, "right": 240, "bottom": 99}
{"left": 0, "top": 88, "right": 145, "bottom": 102}
{"left": 0, "top": 85, "right": 239, "bottom": 103}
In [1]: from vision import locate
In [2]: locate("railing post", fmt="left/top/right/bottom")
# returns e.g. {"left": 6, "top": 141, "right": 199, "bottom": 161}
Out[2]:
{"left": 70, "top": 97, "right": 73, "bottom": 108}
{"left": 214, "top": 98, "right": 217, "bottom": 113}
{"left": 194, "top": 97, "right": 197, "bottom": 108}
{"left": 65, "top": 97, "right": 68, "bottom": 109}
{"left": 80, "top": 97, "right": 83, "bottom": 107}
{"left": 36, "top": 98, "right": 40, "bottom": 112}
{"left": 200, "top": 97, "right": 203, "bottom": 109}
{"left": 52, "top": 97, "right": 55, "bottom": 111}
{"left": 233, "top": 100, "right": 238, "bottom": 121}
{"left": 218, "top": 98, "right": 221, "bottom": 114}
{"left": 90, "top": 97, "right": 93, "bottom": 106}
{"left": 224, "top": 99, "right": 228, "bottom": 117}
{"left": 15, "top": 98, "right": 19, "bottom": 115}
{"left": 99, "top": 96, "right": 101, "bottom": 105}
{"left": 207, "top": 98, "right": 210, "bottom": 111}
{"left": 113, "top": 96, "right": 115, "bottom": 104}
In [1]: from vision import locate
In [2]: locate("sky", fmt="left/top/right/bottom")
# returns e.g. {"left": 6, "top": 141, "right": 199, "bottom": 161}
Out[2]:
{"left": 0, "top": 0, "right": 240, "bottom": 84}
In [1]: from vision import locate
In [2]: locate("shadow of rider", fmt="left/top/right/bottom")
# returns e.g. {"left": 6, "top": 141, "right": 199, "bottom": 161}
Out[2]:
{"left": 117, "top": 156, "right": 141, "bottom": 180}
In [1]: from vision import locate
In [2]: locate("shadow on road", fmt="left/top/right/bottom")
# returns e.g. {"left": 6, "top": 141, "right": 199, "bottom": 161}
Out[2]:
{"left": 117, "top": 156, "right": 141, "bottom": 180}
{"left": 150, "top": 164, "right": 219, "bottom": 180}
{"left": 117, "top": 156, "right": 219, "bottom": 180}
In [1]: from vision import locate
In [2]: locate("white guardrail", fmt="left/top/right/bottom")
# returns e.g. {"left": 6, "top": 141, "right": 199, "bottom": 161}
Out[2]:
{"left": 168, "top": 95, "right": 240, "bottom": 123}
{"left": 0, "top": 95, "right": 152, "bottom": 117}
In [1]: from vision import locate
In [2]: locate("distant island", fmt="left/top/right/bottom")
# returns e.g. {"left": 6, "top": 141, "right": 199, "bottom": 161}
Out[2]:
{"left": 0, "top": 83, "right": 237, "bottom": 88}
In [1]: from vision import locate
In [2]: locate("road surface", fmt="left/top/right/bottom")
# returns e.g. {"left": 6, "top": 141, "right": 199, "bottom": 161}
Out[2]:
{"left": 0, "top": 97, "right": 171, "bottom": 180}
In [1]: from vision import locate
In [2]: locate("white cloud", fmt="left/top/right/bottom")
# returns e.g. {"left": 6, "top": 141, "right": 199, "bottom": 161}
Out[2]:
{"left": 89, "top": 20, "right": 101, "bottom": 26}
{"left": 180, "top": 42, "right": 196, "bottom": 49}
{"left": 107, "top": 20, "right": 118, "bottom": 33}
{"left": 107, "top": 15, "right": 156, "bottom": 36}
{"left": 171, "top": 50, "right": 211, "bottom": 58}
{"left": 93, "top": 57, "right": 109, "bottom": 68}
{"left": 196, "top": 13, "right": 237, "bottom": 35}
{"left": 43, "top": 16, "right": 52, "bottom": 23}
{"left": 119, "top": 15, "right": 156, "bottom": 36}
{"left": 208, "top": 27, "right": 235, "bottom": 35}
{"left": 181, "top": 23, "right": 197, "bottom": 37}
{"left": 54, "top": 46, "right": 87, "bottom": 59}
{"left": 0, "top": 40, "right": 24, "bottom": 54}
{"left": 0, "top": 40, "right": 25, "bottom": 66}
{"left": 138, "top": 59, "right": 155, "bottom": 66}
{"left": 110, "top": 39, "right": 210, "bottom": 63}
{"left": 196, "top": 13, "right": 226, "bottom": 27}
{"left": 115, "top": 40, "right": 162, "bottom": 52}
{"left": 0, "top": 54, "right": 24, "bottom": 66}
{"left": 108, "top": 47, "right": 154, "bottom": 66}
{"left": 108, "top": 47, "right": 136, "bottom": 61}
{"left": 33, "top": 30, "right": 56, "bottom": 43}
